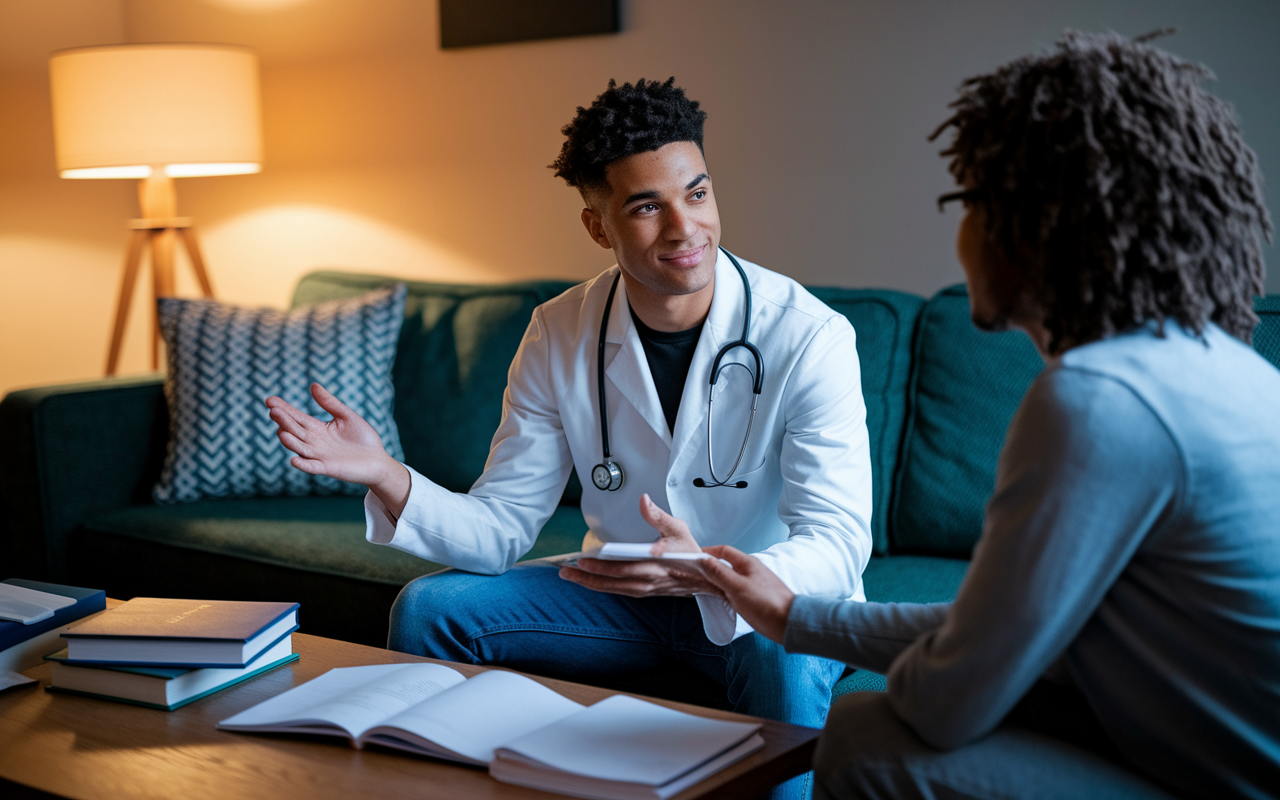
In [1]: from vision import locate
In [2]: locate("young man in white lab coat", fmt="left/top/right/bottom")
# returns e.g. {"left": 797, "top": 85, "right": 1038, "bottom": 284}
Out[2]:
{"left": 267, "top": 78, "right": 872, "bottom": 797}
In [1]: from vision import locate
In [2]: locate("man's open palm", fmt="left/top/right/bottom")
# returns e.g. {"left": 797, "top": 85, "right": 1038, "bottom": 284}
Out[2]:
{"left": 265, "top": 383, "right": 395, "bottom": 486}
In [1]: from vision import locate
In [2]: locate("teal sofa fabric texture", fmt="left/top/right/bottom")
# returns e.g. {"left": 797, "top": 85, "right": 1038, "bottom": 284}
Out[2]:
{"left": 154, "top": 284, "right": 408, "bottom": 503}
{"left": 809, "top": 288, "right": 923, "bottom": 555}
{"left": 890, "top": 286, "right": 1045, "bottom": 557}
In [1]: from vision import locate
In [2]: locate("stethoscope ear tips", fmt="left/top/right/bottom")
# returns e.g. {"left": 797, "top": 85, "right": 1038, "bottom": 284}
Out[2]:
{"left": 692, "top": 477, "right": 748, "bottom": 489}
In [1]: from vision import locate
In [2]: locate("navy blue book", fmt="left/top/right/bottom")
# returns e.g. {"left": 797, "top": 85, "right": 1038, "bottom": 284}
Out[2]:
{"left": 61, "top": 597, "right": 299, "bottom": 669}
{"left": 0, "top": 578, "right": 106, "bottom": 653}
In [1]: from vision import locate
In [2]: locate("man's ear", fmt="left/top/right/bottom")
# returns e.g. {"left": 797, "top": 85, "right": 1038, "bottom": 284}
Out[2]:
{"left": 581, "top": 207, "right": 612, "bottom": 250}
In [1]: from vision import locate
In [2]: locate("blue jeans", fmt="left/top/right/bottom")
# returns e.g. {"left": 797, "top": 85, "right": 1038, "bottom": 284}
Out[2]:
{"left": 389, "top": 562, "right": 845, "bottom": 800}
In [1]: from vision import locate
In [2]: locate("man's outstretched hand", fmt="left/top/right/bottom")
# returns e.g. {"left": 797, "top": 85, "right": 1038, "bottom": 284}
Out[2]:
{"left": 559, "top": 494, "right": 725, "bottom": 599}
{"left": 265, "top": 383, "right": 410, "bottom": 516}
{"left": 697, "top": 546, "right": 794, "bottom": 644}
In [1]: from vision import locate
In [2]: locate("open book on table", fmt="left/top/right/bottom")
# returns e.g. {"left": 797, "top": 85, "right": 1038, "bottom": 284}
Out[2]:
{"left": 217, "top": 663, "right": 764, "bottom": 800}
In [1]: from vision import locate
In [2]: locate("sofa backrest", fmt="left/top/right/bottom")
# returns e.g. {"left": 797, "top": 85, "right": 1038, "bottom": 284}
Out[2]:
{"left": 1255, "top": 296, "right": 1280, "bottom": 370}
{"left": 890, "top": 285, "right": 1045, "bottom": 557}
{"left": 292, "top": 271, "right": 578, "bottom": 498}
{"left": 808, "top": 288, "right": 922, "bottom": 554}
{"left": 888, "top": 287, "right": 1280, "bottom": 559}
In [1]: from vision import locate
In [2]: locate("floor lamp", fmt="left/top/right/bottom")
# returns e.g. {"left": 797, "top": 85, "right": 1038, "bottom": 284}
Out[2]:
{"left": 48, "top": 44, "right": 263, "bottom": 375}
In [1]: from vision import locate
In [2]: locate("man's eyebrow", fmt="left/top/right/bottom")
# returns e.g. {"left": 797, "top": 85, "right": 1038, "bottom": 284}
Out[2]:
{"left": 622, "top": 174, "right": 709, "bottom": 206}
{"left": 623, "top": 190, "right": 659, "bottom": 205}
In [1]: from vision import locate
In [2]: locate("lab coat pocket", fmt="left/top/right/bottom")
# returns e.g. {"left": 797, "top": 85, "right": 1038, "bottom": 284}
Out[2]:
{"left": 690, "top": 460, "right": 778, "bottom": 546}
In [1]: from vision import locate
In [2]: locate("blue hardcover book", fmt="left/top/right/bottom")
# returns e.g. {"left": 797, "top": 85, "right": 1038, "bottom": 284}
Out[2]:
{"left": 61, "top": 597, "right": 300, "bottom": 668}
{"left": 0, "top": 579, "right": 107, "bottom": 652}
{"left": 45, "top": 636, "right": 300, "bottom": 711}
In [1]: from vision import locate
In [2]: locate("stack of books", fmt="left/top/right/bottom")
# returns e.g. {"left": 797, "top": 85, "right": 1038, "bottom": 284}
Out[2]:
{"left": 44, "top": 597, "right": 300, "bottom": 711}
{"left": 1, "top": 579, "right": 107, "bottom": 690}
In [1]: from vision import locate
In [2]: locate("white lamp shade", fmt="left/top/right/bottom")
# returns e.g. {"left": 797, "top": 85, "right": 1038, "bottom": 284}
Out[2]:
{"left": 49, "top": 44, "right": 263, "bottom": 179}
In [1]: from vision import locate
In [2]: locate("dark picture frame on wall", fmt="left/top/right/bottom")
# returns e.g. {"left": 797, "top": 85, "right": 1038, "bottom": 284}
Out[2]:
{"left": 439, "top": 0, "right": 621, "bottom": 49}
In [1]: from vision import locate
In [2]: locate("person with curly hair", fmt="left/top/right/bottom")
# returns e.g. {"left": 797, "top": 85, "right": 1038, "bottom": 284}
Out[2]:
{"left": 268, "top": 77, "right": 873, "bottom": 799}
{"left": 678, "top": 30, "right": 1280, "bottom": 799}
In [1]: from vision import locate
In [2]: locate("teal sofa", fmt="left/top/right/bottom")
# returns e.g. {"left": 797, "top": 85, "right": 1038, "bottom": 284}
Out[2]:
{"left": 4, "top": 271, "right": 1278, "bottom": 705}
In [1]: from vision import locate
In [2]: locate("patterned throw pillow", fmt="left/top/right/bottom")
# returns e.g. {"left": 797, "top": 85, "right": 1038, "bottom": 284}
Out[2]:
{"left": 153, "top": 283, "right": 407, "bottom": 504}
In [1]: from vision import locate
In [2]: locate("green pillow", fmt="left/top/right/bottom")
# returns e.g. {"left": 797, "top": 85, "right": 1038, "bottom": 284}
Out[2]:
{"left": 809, "top": 288, "right": 923, "bottom": 554}
{"left": 890, "top": 285, "right": 1043, "bottom": 556}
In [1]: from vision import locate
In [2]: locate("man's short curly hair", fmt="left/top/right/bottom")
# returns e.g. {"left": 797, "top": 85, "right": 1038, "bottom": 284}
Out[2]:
{"left": 551, "top": 77, "right": 707, "bottom": 193}
{"left": 933, "top": 30, "right": 1272, "bottom": 350}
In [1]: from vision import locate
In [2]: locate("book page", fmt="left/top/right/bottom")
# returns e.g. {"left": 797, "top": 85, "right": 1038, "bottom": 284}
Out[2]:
{"left": 217, "top": 663, "right": 465, "bottom": 741}
{"left": 363, "top": 669, "right": 584, "bottom": 764}
{"left": 495, "top": 694, "right": 760, "bottom": 785}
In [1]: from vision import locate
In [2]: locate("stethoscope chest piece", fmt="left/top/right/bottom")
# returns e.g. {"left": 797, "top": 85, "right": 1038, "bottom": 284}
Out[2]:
{"left": 592, "top": 247, "right": 763, "bottom": 492}
{"left": 591, "top": 460, "right": 624, "bottom": 492}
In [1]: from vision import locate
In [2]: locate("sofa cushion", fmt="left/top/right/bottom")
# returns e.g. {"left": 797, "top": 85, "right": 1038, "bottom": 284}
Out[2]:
{"left": 809, "top": 288, "right": 924, "bottom": 554}
{"left": 862, "top": 554, "right": 968, "bottom": 604}
{"left": 154, "top": 285, "right": 407, "bottom": 503}
{"left": 890, "top": 285, "right": 1044, "bottom": 557}
{"left": 291, "top": 272, "right": 580, "bottom": 500}
{"left": 82, "top": 496, "right": 590, "bottom": 586}
{"left": 1255, "top": 295, "right": 1280, "bottom": 370}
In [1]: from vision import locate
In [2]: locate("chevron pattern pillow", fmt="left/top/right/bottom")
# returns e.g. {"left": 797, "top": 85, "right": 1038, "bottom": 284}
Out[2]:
{"left": 152, "top": 283, "right": 407, "bottom": 504}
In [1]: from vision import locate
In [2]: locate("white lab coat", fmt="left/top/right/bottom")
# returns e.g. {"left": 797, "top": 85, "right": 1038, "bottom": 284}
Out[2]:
{"left": 366, "top": 250, "right": 873, "bottom": 644}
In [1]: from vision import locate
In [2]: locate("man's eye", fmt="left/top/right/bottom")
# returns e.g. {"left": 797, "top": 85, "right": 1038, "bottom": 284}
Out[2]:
{"left": 638, "top": 203, "right": 658, "bottom": 213}
{"left": 692, "top": 190, "right": 706, "bottom": 200}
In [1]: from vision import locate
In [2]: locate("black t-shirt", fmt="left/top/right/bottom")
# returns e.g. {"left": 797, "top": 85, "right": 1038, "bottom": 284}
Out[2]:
{"left": 629, "top": 307, "right": 703, "bottom": 435}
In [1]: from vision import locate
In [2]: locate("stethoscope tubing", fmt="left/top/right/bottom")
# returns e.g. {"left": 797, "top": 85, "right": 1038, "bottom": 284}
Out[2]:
{"left": 593, "top": 246, "right": 763, "bottom": 491}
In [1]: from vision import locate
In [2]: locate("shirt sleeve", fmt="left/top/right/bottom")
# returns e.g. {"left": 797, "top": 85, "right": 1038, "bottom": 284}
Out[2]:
{"left": 738, "top": 315, "right": 873, "bottom": 635}
{"left": 784, "top": 596, "right": 950, "bottom": 673}
{"left": 882, "top": 366, "right": 1183, "bottom": 749}
{"left": 362, "top": 306, "right": 575, "bottom": 574}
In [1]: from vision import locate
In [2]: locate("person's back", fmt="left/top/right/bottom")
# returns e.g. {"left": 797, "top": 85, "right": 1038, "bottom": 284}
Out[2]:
{"left": 1048, "top": 323, "right": 1280, "bottom": 796}
{"left": 676, "top": 29, "right": 1280, "bottom": 800}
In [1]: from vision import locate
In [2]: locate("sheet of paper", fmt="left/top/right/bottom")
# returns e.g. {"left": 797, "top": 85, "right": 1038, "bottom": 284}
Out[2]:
{"left": 369, "top": 669, "right": 584, "bottom": 763}
{"left": 0, "top": 583, "right": 75, "bottom": 624}
{"left": 1, "top": 670, "right": 37, "bottom": 692}
{"left": 218, "top": 663, "right": 466, "bottom": 739}
{"left": 495, "top": 694, "right": 760, "bottom": 785}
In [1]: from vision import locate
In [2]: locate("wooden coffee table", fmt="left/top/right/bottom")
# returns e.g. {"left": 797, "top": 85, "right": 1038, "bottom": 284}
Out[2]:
{"left": 0, "top": 630, "right": 820, "bottom": 799}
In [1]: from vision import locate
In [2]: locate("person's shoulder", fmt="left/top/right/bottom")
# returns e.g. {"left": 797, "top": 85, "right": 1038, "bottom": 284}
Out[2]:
{"left": 1060, "top": 321, "right": 1278, "bottom": 389}
{"left": 535, "top": 267, "right": 618, "bottom": 319}
{"left": 737, "top": 257, "right": 846, "bottom": 329}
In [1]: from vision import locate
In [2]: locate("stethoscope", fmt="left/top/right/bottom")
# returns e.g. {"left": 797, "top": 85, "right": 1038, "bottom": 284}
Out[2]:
{"left": 591, "top": 247, "right": 764, "bottom": 492}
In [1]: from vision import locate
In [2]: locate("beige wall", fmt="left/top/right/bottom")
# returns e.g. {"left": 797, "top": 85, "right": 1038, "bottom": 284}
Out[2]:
{"left": 3, "top": 0, "right": 1278, "bottom": 397}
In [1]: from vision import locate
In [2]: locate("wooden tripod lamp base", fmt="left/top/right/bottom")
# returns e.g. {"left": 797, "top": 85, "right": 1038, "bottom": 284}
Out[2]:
{"left": 105, "top": 174, "right": 216, "bottom": 376}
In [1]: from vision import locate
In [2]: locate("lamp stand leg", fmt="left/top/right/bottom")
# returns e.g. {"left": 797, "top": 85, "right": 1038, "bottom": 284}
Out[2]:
{"left": 150, "top": 227, "right": 178, "bottom": 370}
{"left": 178, "top": 226, "right": 215, "bottom": 298}
{"left": 105, "top": 229, "right": 150, "bottom": 376}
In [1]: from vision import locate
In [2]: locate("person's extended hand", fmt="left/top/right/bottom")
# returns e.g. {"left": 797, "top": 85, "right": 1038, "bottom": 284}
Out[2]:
{"left": 558, "top": 494, "right": 725, "bottom": 599}
{"left": 265, "top": 383, "right": 410, "bottom": 514}
{"left": 697, "top": 546, "right": 794, "bottom": 644}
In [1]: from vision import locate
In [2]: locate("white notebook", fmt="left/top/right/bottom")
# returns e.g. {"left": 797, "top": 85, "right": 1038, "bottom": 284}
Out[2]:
{"left": 218, "top": 663, "right": 762, "bottom": 799}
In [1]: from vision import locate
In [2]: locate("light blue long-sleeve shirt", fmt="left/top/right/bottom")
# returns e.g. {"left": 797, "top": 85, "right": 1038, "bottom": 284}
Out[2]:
{"left": 785, "top": 322, "right": 1280, "bottom": 799}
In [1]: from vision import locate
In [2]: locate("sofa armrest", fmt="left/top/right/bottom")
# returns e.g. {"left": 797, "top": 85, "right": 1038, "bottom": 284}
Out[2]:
{"left": 0, "top": 374, "right": 168, "bottom": 579}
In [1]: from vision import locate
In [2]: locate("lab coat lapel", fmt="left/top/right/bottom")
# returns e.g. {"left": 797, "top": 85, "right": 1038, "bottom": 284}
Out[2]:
{"left": 604, "top": 276, "right": 672, "bottom": 447}
{"left": 671, "top": 249, "right": 740, "bottom": 468}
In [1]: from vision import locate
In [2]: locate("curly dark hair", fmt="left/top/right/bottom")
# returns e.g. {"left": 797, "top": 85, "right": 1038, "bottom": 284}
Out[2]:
{"left": 550, "top": 77, "right": 707, "bottom": 193}
{"left": 933, "top": 29, "right": 1271, "bottom": 350}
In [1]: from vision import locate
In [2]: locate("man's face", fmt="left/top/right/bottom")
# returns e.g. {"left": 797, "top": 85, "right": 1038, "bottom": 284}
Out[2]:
{"left": 581, "top": 141, "right": 721, "bottom": 300}
{"left": 956, "top": 203, "right": 1029, "bottom": 333}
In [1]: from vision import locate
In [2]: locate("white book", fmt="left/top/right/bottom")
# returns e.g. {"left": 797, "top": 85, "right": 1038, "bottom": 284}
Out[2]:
{"left": 218, "top": 663, "right": 763, "bottom": 799}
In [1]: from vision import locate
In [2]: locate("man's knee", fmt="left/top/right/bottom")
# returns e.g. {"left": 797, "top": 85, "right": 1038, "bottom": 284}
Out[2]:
{"left": 388, "top": 569, "right": 484, "bottom": 659}
{"left": 724, "top": 635, "right": 843, "bottom": 726}
{"left": 813, "top": 692, "right": 923, "bottom": 800}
